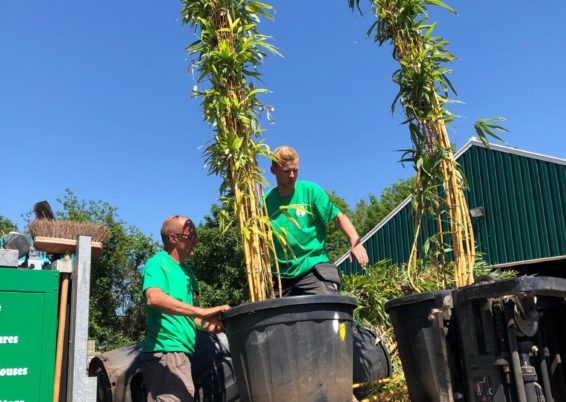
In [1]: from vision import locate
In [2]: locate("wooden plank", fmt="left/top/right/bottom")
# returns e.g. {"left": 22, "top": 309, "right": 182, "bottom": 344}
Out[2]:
{"left": 34, "top": 237, "right": 103, "bottom": 257}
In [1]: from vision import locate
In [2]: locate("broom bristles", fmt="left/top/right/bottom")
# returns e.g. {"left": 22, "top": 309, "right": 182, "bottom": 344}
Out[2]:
{"left": 29, "top": 219, "right": 111, "bottom": 244}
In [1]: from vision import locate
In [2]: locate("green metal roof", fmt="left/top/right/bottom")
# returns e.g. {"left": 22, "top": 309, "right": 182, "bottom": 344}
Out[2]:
{"left": 337, "top": 139, "right": 566, "bottom": 274}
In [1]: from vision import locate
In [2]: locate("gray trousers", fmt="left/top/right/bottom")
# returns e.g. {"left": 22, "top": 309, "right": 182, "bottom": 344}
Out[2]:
{"left": 141, "top": 351, "right": 195, "bottom": 402}
{"left": 275, "top": 263, "right": 341, "bottom": 297}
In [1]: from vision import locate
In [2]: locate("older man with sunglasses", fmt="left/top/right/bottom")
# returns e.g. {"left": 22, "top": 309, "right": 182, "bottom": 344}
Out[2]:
{"left": 141, "top": 215, "right": 230, "bottom": 402}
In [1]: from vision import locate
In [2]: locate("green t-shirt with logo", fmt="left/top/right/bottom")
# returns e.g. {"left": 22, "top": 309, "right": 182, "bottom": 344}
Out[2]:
{"left": 141, "top": 250, "right": 200, "bottom": 355}
{"left": 265, "top": 180, "right": 341, "bottom": 278}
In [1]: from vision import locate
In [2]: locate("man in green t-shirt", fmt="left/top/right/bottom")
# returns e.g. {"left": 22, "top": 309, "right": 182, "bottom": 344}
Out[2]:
{"left": 141, "top": 215, "right": 230, "bottom": 402}
{"left": 265, "top": 146, "right": 368, "bottom": 296}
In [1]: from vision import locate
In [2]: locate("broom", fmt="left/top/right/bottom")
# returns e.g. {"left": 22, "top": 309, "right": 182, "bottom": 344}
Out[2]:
{"left": 28, "top": 217, "right": 111, "bottom": 402}
{"left": 29, "top": 219, "right": 111, "bottom": 257}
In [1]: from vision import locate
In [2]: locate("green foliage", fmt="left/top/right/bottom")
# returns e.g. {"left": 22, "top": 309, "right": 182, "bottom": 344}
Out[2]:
{"left": 0, "top": 216, "right": 17, "bottom": 236}
{"left": 342, "top": 261, "right": 434, "bottom": 331}
{"left": 353, "top": 177, "right": 416, "bottom": 236}
{"left": 342, "top": 258, "right": 515, "bottom": 328}
{"left": 325, "top": 192, "right": 354, "bottom": 262}
{"left": 182, "top": 0, "right": 280, "bottom": 300}
{"left": 191, "top": 205, "right": 249, "bottom": 307}
{"left": 55, "top": 190, "right": 160, "bottom": 351}
{"left": 182, "top": 0, "right": 279, "bottom": 219}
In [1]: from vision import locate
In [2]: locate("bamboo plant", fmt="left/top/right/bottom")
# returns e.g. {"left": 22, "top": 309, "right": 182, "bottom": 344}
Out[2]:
{"left": 349, "top": 0, "right": 506, "bottom": 289}
{"left": 181, "top": 0, "right": 281, "bottom": 302}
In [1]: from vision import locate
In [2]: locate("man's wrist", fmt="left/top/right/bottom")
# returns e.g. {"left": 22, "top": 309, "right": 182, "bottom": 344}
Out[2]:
{"left": 194, "top": 307, "right": 205, "bottom": 319}
{"left": 350, "top": 238, "right": 361, "bottom": 248}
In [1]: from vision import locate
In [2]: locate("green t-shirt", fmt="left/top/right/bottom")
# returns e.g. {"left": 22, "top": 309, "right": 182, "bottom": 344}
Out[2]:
{"left": 141, "top": 250, "right": 200, "bottom": 355}
{"left": 265, "top": 180, "right": 341, "bottom": 278}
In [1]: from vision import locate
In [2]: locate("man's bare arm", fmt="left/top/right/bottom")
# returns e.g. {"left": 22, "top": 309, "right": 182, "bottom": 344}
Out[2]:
{"left": 334, "top": 213, "right": 369, "bottom": 267}
{"left": 145, "top": 287, "right": 229, "bottom": 319}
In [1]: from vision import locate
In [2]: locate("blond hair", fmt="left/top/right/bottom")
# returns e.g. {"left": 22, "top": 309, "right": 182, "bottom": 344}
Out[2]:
{"left": 272, "top": 146, "right": 299, "bottom": 167}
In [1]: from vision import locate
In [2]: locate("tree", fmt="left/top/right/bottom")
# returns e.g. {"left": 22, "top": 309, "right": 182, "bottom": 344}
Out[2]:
{"left": 326, "top": 192, "right": 354, "bottom": 262}
{"left": 55, "top": 190, "right": 160, "bottom": 350}
{"left": 0, "top": 216, "right": 17, "bottom": 236}
{"left": 354, "top": 177, "right": 416, "bottom": 236}
{"left": 191, "top": 205, "right": 249, "bottom": 308}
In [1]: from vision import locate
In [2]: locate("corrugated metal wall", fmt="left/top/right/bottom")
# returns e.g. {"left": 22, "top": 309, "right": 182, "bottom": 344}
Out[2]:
{"left": 338, "top": 142, "right": 566, "bottom": 275}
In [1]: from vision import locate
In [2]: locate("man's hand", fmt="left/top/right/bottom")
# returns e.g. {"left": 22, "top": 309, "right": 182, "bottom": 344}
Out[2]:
{"left": 334, "top": 213, "right": 369, "bottom": 268}
{"left": 349, "top": 241, "right": 369, "bottom": 268}
{"left": 198, "top": 305, "right": 230, "bottom": 333}
{"left": 199, "top": 305, "right": 230, "bottom": 319}
{"left": 200, "top": 316, "right": 225, "bottom": 333}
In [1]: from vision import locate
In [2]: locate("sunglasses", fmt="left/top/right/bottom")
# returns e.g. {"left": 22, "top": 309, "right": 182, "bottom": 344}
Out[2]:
{"left": 175, "top": 232, "right": 198, "bottom": 241}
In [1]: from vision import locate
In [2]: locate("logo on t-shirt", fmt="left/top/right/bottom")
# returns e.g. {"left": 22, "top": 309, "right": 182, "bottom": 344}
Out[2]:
{"left": 295, "top": 209, "right": 305, "bottom": 217}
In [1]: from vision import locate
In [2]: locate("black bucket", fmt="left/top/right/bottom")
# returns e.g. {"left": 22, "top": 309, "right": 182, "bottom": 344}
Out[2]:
{"left": 384, "top": 290, "right": 455, "bottom": 402}
{"left": 221, "top": 295, "right": 357, "bottom": 402}
{"left": 352, "top": 325, "right": 391, "bottom": 399}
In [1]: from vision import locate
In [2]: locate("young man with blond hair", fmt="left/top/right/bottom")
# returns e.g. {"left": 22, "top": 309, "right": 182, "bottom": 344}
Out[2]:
{"left": 265, "top": 146, "right": 368, "bottom": 296}
{"left": 141, "top": 215, "right": 230, "bottom": 402}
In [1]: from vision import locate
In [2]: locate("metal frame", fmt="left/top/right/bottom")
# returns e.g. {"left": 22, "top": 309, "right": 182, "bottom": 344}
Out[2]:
{"left": 67, "top": 235, "right": 97, "bottom": 401}
{"left": 453, "top": 276, "right": 566, "bottom": 402}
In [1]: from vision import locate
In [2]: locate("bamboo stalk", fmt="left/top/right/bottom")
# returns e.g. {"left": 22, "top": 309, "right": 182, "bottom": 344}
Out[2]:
{"left": 185, "top": 1, "right": 281, "bottom": 301}
{"left": 247, "top": 179, "right": 264, "bottom": 298}
{"left": 261, "top": 191, "right": 282, "bottom": 297}
{"left": 407, "top": 215, "right": 422, "bottom": 290}
{"left": 385, "top": 8, "right": 476, "bottom": 288}
{"left": 236, "top": 187, "right": 255, "bottom": 302}
{"left": 434, "top": 214, "right": 444, "bottom": 288}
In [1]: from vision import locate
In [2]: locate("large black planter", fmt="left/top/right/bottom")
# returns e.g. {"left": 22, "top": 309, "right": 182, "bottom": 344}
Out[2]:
{"left": 386, "top": 277, "right": 566, "bottom": 402}
{"left": 221, "top": 295, "right": 357, "bottom": 402}
{"left": 384, "top": 290, "right": 456, "bottom": 402}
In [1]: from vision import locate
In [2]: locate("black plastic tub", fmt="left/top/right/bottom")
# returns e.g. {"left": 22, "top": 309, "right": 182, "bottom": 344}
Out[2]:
{"left": 221, "top": 295, "right": 357, "bottom": 402}
{"left": 352, "top": 325, "right": 391, "bottom": 400}
{"left": 384, "top": 290, "right": 455, "bottom": 402}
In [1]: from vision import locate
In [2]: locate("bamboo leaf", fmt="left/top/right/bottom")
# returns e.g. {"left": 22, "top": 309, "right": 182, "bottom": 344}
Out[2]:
{"left": 425, "top": 0, "right": 457, "bottom": 15}
{"left": 278, "top": 204, "right": 313, "bottom": 215}
{"left": 423, "top": 22, "right": 437, "bottom": 40}
{"left": 280, "top": 209, "right": 301, "bottom": 229}
{"left": 474, "top": 118, "right": 508, "bottom": 146}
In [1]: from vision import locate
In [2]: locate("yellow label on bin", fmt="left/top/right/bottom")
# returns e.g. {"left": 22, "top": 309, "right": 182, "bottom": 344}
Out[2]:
{"left": 339, "top": 322, "right": 346, "bottom": 341}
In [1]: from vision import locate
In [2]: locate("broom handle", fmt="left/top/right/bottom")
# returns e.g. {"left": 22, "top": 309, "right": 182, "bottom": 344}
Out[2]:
{"left": 53, "top": 273, "right": 70, "bottom": 402}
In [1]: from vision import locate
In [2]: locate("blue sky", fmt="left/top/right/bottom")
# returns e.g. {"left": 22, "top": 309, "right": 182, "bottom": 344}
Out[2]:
{"left": 1, "top": 1, "right": 565, "bottom": 240}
